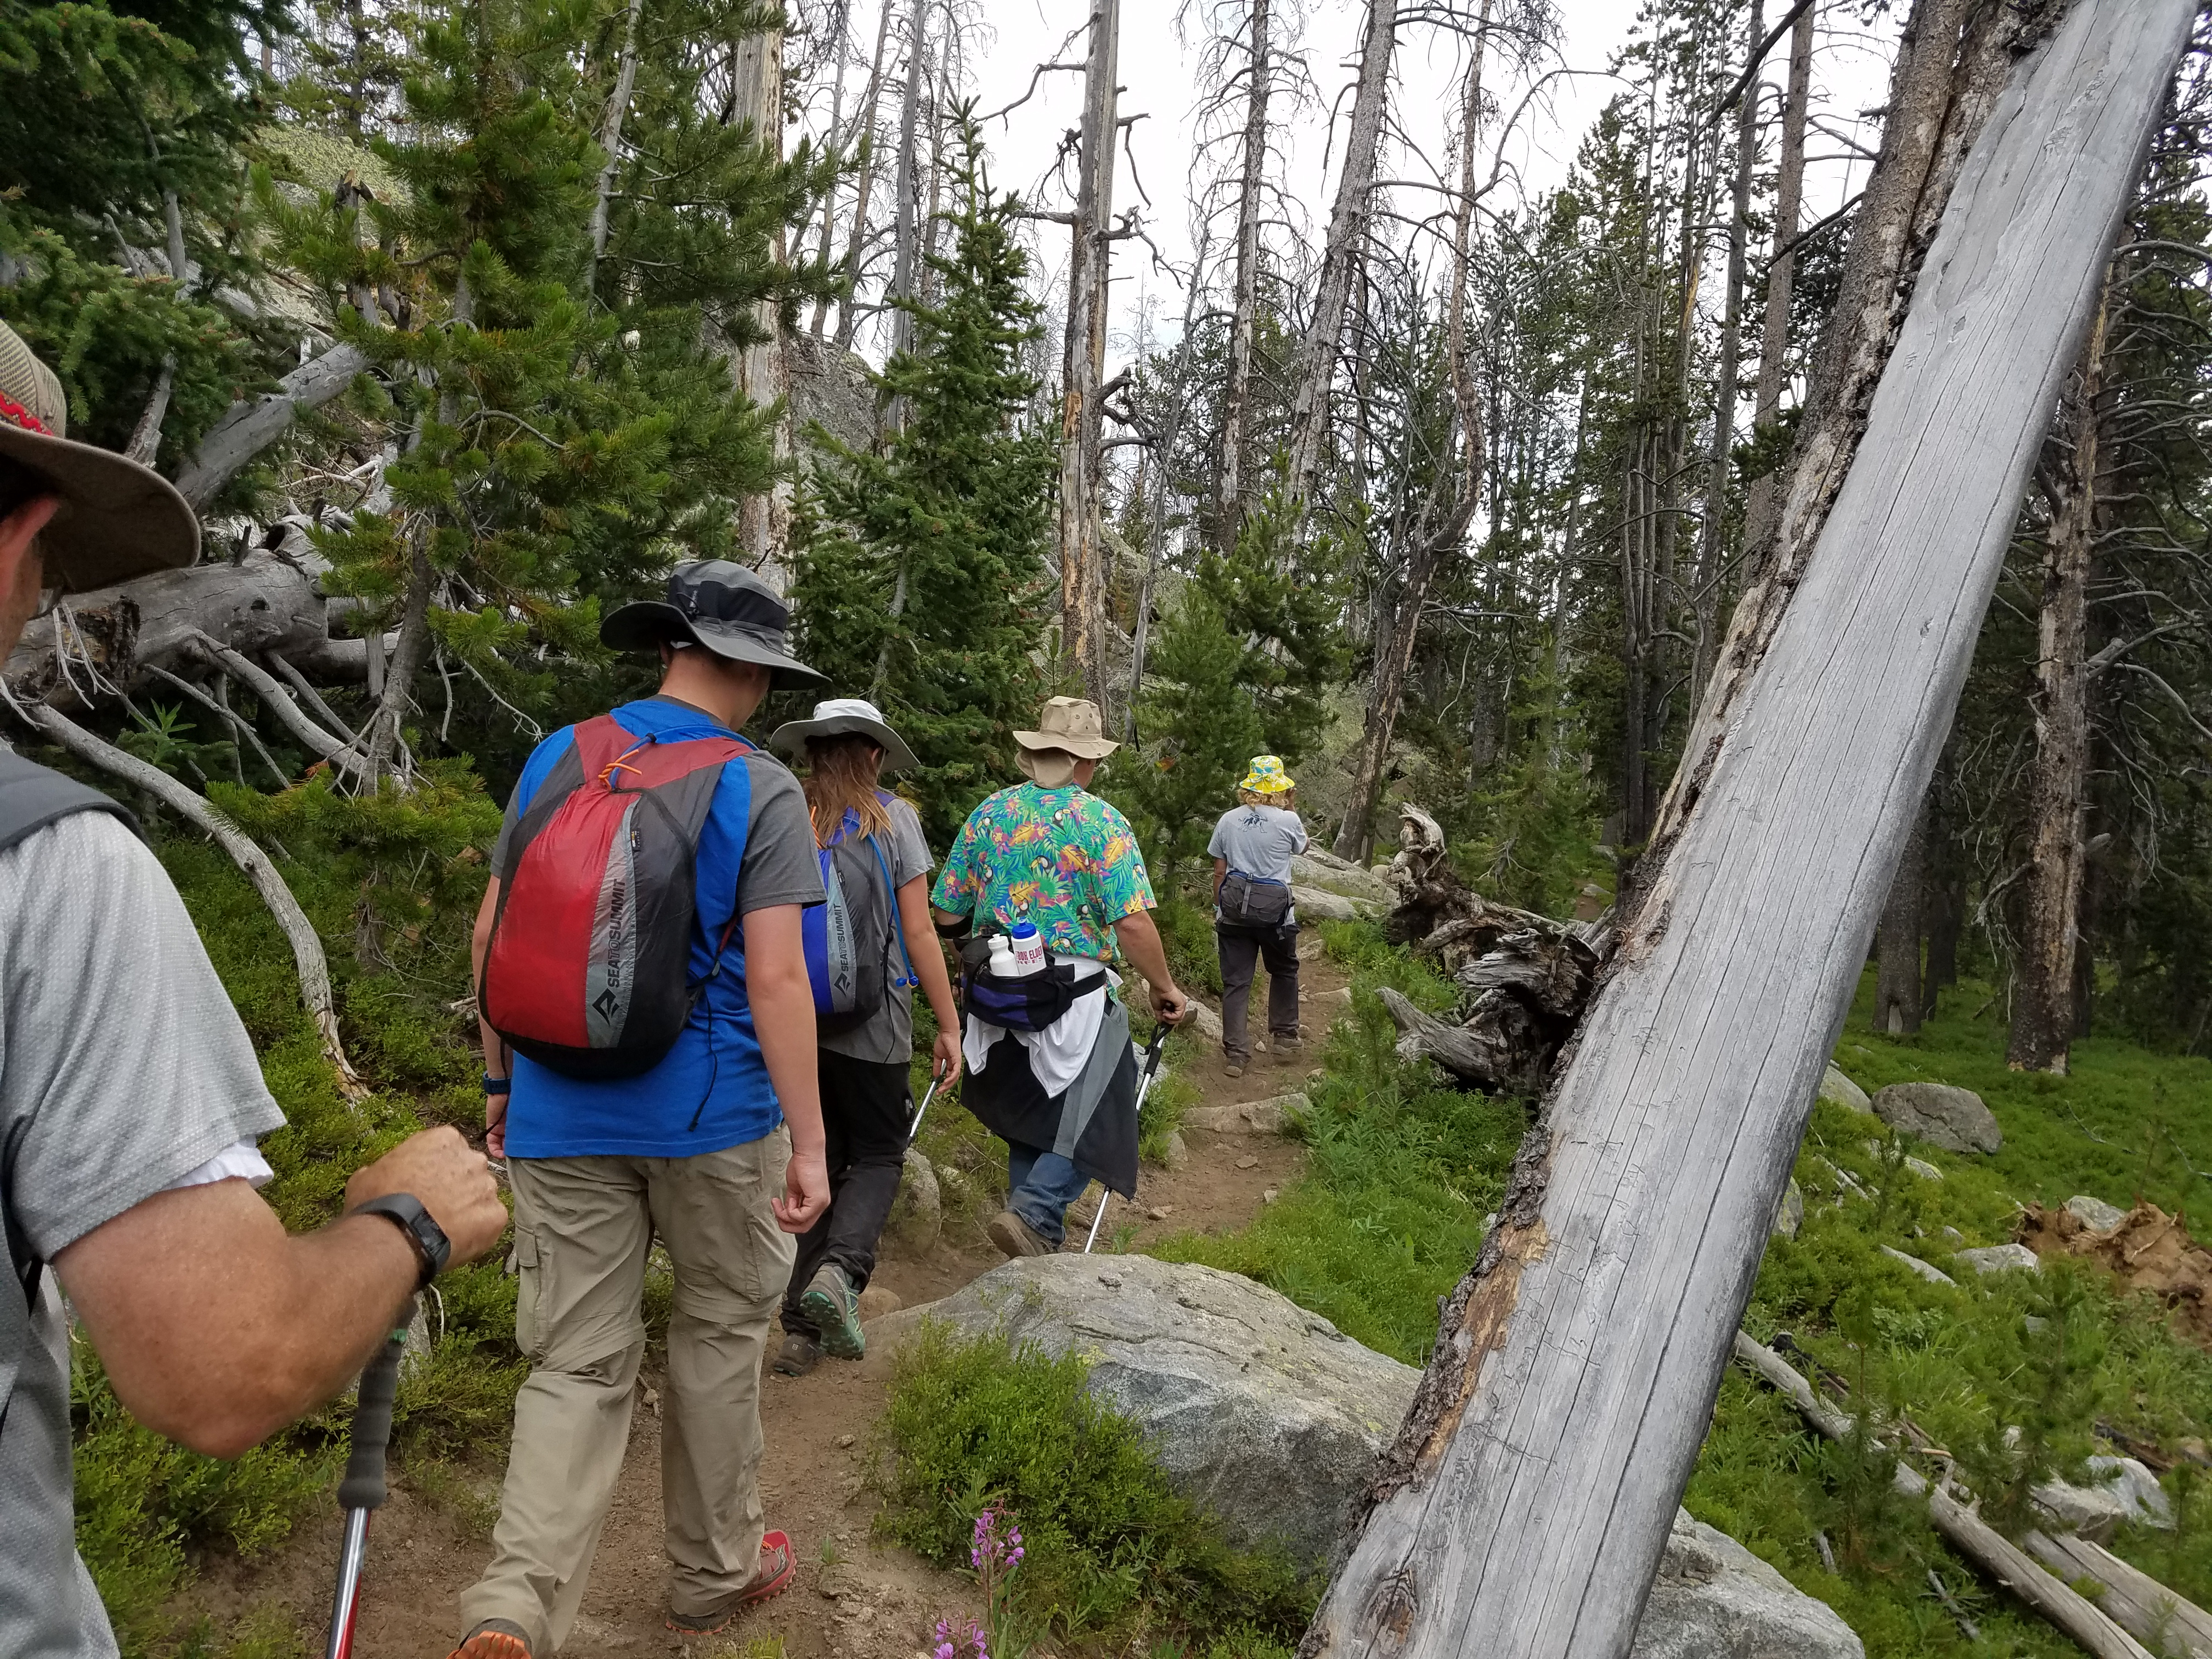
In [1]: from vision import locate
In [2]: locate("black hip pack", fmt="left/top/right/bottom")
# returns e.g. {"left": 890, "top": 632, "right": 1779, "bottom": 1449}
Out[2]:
{"left": 1218, "top": 868, "right": 1292, "bottom": 928}
{"left": 958, "top": 935, "right": 1103, "bottom": 1031}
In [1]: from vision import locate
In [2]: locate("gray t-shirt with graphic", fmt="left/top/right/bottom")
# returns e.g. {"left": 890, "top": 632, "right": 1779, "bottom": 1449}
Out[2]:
{"left": 820, "top": 795, "right": 935, "bottom": 1066}
{"left": 1209, "top": 805, "right": 1308, "bottom": 882}
{"left": 1, "top": 813, "right": 284, "bottom": 1658}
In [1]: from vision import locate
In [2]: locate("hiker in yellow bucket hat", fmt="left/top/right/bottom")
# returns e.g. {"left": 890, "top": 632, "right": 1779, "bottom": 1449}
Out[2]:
{"left": 1208, "top": 756, "right": 1309, "bottom": 1077}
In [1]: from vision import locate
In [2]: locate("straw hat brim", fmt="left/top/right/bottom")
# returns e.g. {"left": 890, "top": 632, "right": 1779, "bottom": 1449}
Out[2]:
{"left": 1011, "top": 726, "right": 1119, "bottom": 760}
{"left": 600, "top": 599, "right": 826, "bottom": 689}
{"left": 769, "top": 712, "right": 918, "bottom": 774}
{"left": 0, "top": 422, "right": 200, "bottom": 592}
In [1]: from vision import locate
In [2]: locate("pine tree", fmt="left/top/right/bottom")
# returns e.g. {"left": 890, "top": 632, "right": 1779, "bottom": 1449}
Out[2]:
{"left": 0, "top": 0, "right": 282, "bottom": 461}
{"left": 266, "top": 0, "right": 830, "bottom": 782}
{"left": 789, "top": 110, "right": 1057, "bottom": 844}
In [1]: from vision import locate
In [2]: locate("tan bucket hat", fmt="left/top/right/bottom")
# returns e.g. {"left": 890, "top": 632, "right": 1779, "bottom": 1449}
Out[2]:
{"left": 0, "top": 320, "right": 201, "bottom": 590}
{"left": 1012, "top": 695, "right": 1118, "bottom": 760}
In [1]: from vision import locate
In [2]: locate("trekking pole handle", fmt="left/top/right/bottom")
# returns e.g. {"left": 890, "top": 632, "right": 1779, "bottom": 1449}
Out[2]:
{"left": 337, "top": 1300, "right": 411, "bottom": 1513}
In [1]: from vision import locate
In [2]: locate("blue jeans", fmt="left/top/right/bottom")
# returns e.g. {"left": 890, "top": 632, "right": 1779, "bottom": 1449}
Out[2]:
{"left": 1006, "top": 1142, "right": 1093, "bottom": 1246}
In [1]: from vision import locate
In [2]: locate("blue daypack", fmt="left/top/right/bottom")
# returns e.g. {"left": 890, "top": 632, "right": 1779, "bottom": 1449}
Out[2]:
{"left": 803, "top": 802, "right": 917, "bottom": 1035}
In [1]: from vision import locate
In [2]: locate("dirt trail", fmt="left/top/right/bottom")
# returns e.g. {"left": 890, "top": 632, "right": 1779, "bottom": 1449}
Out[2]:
{"left": 194, "top": 943, "right": 1348, "bottom": 1659}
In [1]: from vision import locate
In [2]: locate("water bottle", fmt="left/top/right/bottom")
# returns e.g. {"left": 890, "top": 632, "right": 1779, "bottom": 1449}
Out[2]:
{"left": 1008, "top": 919, "right": 1046, "bottom": 977}
{"left": 987, "top": 934, "right": 1017, "bottom": 979}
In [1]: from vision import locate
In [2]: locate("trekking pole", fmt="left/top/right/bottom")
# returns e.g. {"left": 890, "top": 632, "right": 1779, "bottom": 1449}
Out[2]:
{"left": 1083, "top": 1020, "right": 1173, "bottom": 1255}
{"left": 325, "top": 1297, "right": 413, "bottom": 1659}
{"left": 906, "top": 1064, "right": 947, "bottom": 1147}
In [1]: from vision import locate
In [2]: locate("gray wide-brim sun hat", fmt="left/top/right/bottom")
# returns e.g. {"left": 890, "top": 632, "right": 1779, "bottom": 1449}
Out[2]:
{"left": 770, "top": 697, "right": 919, "bottom": 774}
{"left": 0, "top": 320, "right": 200, "bottom": 591}
{"left": 600, "top": 558, "right": 826, "bottom": 689}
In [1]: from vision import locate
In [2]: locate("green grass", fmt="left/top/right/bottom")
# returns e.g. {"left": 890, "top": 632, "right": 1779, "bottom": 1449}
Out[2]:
{"left": 1826, "top": 973, "right": 2212, "bottom": 1222}
{"left": 876, "top": 1322, "right": 1312, "bottom": 1656}
{"left": 1152, "top": 925, "right": 1519, "bottom": 1363}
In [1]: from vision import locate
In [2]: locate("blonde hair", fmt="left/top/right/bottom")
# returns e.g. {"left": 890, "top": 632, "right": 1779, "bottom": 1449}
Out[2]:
{"left": 1238, "top": 787, "right": 1296, "bottom": 810}
{"left": 802, "top": 734, "right": 895, "bottom": 844}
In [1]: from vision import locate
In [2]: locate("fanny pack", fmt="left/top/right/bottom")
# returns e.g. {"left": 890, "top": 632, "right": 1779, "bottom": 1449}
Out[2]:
{"left": 958, "top": 935, "right": 1105, "bottom": 1032}
{"left": 1218, "top": 868, "right": 1292, "bottom": 928}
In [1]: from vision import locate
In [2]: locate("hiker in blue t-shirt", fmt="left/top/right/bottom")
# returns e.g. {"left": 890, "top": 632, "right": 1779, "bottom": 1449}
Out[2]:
{"left": 457, "top": 562, "right": 831, "bottom": 1659}
{"left": 1207, "top": 757, "right": 1309, "bottom": 1079}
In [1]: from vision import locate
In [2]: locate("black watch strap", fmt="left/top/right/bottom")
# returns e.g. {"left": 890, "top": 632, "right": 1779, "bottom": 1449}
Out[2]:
{"left": 352, "top": 1193, "right": 450, "bottom": 1290}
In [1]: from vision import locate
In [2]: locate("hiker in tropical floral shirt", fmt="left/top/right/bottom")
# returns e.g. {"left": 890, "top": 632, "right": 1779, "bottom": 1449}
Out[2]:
{"left": 931, "top": 697, "right": 1188, "bottom": 1256}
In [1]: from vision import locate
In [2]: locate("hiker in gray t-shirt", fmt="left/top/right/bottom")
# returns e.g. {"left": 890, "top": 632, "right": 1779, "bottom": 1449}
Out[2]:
{"left": 1207, "top": 756, "right": 1310, "bottom": 1077}
{"left": 765, "top": 701, "right": 962, "bottom": 1374}
{"left": 0, "top": 321, "right": 508, "bottom": 1658}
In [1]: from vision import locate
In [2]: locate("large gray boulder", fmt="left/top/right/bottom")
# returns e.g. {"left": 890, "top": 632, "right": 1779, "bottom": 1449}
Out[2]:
{"left": 1870, "top": 1082, "right": 2002, "bottom": 1154}
{"left": 1289, "top": 853, "right": 1395, "bottom": 905}
{"left": 1635, "top": 1514, "right": 1864, "bottom": 1659}
{"left": 887, "top": 1254, "right": 1412, "bottom": 1570}
{"left": 887, "top": 1256, "right": 1865, "bottom": 1658}
{"left": 1291, "top": 885, "right": 1385, "bottom": 924}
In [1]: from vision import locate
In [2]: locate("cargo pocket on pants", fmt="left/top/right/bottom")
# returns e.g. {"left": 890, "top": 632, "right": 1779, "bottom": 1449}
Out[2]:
{"left": 511, "top": 1223, "right": 546, "bottom": 1364}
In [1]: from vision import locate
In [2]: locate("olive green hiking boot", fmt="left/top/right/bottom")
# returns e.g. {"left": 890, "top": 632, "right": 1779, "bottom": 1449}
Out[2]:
{"left": 799, "top": 1265, "right": 866, "bottom": 1359}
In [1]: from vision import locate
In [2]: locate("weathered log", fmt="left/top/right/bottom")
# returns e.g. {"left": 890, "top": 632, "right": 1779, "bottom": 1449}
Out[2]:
{"left": 1304, "top": 7, "right": 2192, "bottom": 1658}
{"left": 1379, "top": 986, "right": 1548, "bottom": 1097}
{"left": 173, "top": 343, "right": 371, "bottom": 511}
{"left": 5, "top": 694, "right": 366, "bottom": 1101}
{"left": 2023, "top": 1531, "right": 2212, "bottom": 1659}
{"left": 1734, "top": 1334, "right": 2154, "bottom": 1659}
{"left": 4, "top": 551, "right": 326, "bottom": 702}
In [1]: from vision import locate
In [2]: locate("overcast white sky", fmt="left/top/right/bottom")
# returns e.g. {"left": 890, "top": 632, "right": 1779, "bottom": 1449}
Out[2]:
{"left": 834, "top": 0, "right": 1904, "bottom": 374}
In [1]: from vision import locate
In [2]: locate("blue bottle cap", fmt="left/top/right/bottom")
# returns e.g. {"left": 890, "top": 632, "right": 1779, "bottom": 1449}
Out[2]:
{"left": 1009, "top": 919, "right": 1039, "bottom": 939}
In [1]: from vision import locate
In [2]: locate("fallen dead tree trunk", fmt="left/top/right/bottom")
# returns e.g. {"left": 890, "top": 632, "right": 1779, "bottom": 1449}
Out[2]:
{"left": 1732, "top": 1333, "right": 2154, "bottom": 1659}
{"left": 1, "top": 548, "right": 392, "bottom": 707}
{"left": 3, "top": 692, "right": 366, "bottom": 1101}
{"left": 2023, "top": 1532, "right": 2212, "bottom": 1659}
{"left": 1303, "top": 5, "right": 2194, "bottom": 1656}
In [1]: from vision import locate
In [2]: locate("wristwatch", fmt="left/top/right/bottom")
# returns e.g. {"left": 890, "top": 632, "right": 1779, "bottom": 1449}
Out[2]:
{"left": 353, "top": 1193, "right": 451, "bottom": 1290}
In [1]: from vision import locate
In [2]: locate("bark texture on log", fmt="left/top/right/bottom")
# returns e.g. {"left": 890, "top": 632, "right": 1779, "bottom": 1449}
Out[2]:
{"left": 1302, "top": 9, "right": 2189, "bottom": 1657}
{"left": 1644, "top": 0, "right": 2075, "bottom": 893}
{"left": 2023, "top": 1531, "right": 2212, "bottom": 1658}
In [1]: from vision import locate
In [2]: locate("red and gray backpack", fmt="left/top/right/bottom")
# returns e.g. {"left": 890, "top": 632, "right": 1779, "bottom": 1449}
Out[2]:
{"left": 479, "top": 715, "right": 753, "bottom": 1080}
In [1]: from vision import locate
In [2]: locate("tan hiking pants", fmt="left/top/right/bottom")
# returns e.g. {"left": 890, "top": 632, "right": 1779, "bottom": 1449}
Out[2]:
{"left": 458, "top": 1129, "right": 795, "bottom": 1653}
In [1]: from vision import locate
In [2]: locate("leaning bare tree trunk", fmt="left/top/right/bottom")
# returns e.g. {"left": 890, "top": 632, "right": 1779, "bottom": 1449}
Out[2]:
{"left": 1875, "top": 797, "right": 1925, "bottom": 1035}
{"left": 12, "top": 698, "right": 367, "bottom": 1100}
{"left": 1303, "top": 9, "right": 2187, "bottom": 1657}
{"left": 1056, "top": 0, "right": 1121, "bottom": 710}
{"left": 1740, "top": 0, "right": 1815, "bottom": 556}
{"left": 1281, "top": 0, "right": 1396, "bottom": 532}
{"left": 1645, "top": 0, "right": 2057, "bottom": 889}
{"left": 1217, "top": 0, "right": 1271, "bottom": 543}
{"left": 587, "top": 0, "right": 646, "bottom": 277}
{"left": 174, "top": 343, "right": 371, "bottom": 511}
{"left": 2010, "top": 287, "right": 2111, "bottom": 1074}
{"left": 1333, "top": 533, "right": 1444, "bottom": 862}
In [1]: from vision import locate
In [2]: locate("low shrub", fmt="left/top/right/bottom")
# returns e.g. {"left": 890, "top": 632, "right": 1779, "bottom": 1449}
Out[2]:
{"left": 877, "top": 1323, "right": 1312, "bottom": 1655}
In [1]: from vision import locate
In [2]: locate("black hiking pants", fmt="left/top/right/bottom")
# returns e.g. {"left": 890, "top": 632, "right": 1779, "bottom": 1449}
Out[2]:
{"left": 1216, "top": 921, "right": 1301, "bottom": 1065}
{"left": 780, "top": 1049, "right": 910, "bottom": 1338}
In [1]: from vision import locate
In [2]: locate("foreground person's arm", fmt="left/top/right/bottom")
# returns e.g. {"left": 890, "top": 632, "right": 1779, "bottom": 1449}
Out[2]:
{"left": 57, "top": 1128, "right": 507, "bottom": 1458}
{"left": 743, "top": 901, "right": 831, "bottom": 1231}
